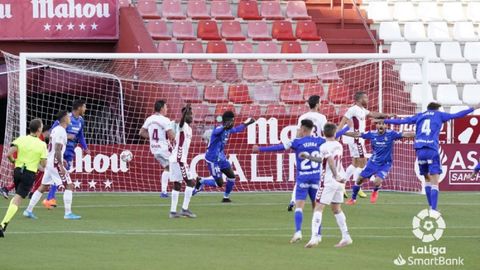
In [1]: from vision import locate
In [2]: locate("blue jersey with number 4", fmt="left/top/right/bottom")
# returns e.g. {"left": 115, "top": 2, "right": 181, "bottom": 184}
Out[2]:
{"left": 283, "top": 136, "right": 326, "bottom": 183}
{"left": 362, "top": 130, "right": 403, "bottom": 165}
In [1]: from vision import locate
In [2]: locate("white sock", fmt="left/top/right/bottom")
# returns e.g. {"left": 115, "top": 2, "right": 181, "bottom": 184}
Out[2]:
{"left": 27, "top": 191, "right": 43, "bottom": 212}
{"left": 161, "top": 171, "right": 169, "bottom": 193}
{"left": 182, "top": 186, "right": 194, "bottom": 210}
{"left": 290, "top": 184, "right": 296, "bottom": 203}
{"left": 353, "top": 168, "right": 363, "bottom": 184}
{"left": 345, "top": 165, "right": 356, "bottom": 181}
{"left": 335, "top": 211, "right": 349, "bottom": 239}
{"left": 63, "top": 190, "right": 73, "bottom": 215}
{"left": 311, "top": 211, "right": 322, "bottom": 238}
{"left": 171, "top": 190, "right": 179, "bottom": 213}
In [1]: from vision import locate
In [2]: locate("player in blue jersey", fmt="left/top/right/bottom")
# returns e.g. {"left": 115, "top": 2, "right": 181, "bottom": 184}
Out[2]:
{"left": 343, "top": 118, "right": 415, "bottom": 205}
{"left": 43, "top": 100, "right": 89, "bottom": 209}
{"left": 470, "top": 163, "right": 480, "bottom": 179}
{"left": 194, "top": 111, "right": 255, "bottom": 203}
{"left": 384, "top": 102, "right": 479, "bottom": 211}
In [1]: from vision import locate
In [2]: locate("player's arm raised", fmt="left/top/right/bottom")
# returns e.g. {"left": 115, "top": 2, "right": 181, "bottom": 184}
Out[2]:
{"left": 440, "top": 104, "right": 479, "bottom": 122}
{"left": 383, "top": 114, "right": 419, "bottom": 125}
{"left": 342, "top": 131, "right": 362, "bottom": 138}
{"left": 253, "top": 139, "right": 291, "bottom": 153}
{"left": 229, "top": 118, "right": 256, "bottom": 134}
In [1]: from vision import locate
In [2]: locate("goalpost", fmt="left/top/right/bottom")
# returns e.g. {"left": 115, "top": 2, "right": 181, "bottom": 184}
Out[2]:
{"left": 1, "top": 52, "right": 429, "bottom": 193}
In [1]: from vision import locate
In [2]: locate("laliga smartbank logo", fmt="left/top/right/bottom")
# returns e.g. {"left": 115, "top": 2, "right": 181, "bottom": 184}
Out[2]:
{"left": 393, "top": 209, "right": 464, "bottom": 267}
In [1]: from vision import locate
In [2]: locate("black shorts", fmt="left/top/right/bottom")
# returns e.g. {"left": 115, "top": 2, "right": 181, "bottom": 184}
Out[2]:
{"left": 13, "top": 168, "right": 36, "bottom": 199}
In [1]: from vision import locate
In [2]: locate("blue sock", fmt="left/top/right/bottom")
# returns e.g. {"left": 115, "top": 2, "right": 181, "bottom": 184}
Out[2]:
{"left": 201, "top": 177, "right": 217, "bottom": 187}
{"left": 430, "top": 185, "right": 439, "bottom": 210}
{"left": 373, "top": 186, "right": 380, "bottom": 192}
{"left": 425, "top": 184, "right": 432, "bottom": 207}
{"left": 351, "top": 184, "right": 361, "bottom": 200}
{"left": 294, "top": 209, "right": 303, "bottom": 232}
{"left": 318, "top": 225, "right": 322, "bottom": 236}
{"left": 47, "top": 184, "right": 57, "bottom": 200}
{"left": 224, "top": 178, "right": 235, "bottom": 198}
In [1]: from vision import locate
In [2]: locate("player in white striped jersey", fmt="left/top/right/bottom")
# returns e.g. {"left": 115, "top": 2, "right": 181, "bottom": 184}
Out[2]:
{"left": 139, "top": 100, "right": 175, "bottom": 198}
{"left": 168, "top": 105, "right": 197, "bottom": 218}
{"left": 288, "top": 95, "right": 327, "bottom": 212}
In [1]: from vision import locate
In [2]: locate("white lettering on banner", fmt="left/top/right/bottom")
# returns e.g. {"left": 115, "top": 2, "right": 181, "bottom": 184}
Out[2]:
{"left": 247, "top": 117, "right": 297, "bottom": 145}
{"left": 74, "top": 147, "right": 128, "bottom": 173}
{"left": 0, "top": 3, "right": 12, "bottom": 19}
{"left": 31, "top": 0, "right": 111, "bottom": 19}
{"left": 250, "top": 154, "right": 273, "bottom": 182}
{"left": 449, "top": 151, "right": 478, "bottom": 170}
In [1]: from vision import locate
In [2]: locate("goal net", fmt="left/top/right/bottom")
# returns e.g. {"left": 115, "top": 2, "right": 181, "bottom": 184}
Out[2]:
{"left": 1, "top": 52, "right": 426, "bottom": 193}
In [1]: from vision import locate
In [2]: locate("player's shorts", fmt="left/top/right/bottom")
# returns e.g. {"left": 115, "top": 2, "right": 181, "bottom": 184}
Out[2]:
{"left": 295, "top": 178, "right": 320, "bottom": 201}
{"left": 315, "top": 180, "right": 344, "bottom": 205}
{"left": 348, "top": 141, "right": 366, "bottom": 158}
{"left": 170, "top": 161, "right": 192, "bottom": 182}
{"left": 154, "top": 150, "right": 171, "bottom": 168}
{"left": 41, "top": 164, "right": 72, "bottom": 186}
{"left": 206, "top": 159, "right": 231, "bottom": 180}
{"left": 13, "top": 168, "right": 36, "bottom": 199}
{"left": 416, "top": 148, "right": 442, "bottom": 176}
{"left": 360, "top": 162, "right": 392, "bottom": 180}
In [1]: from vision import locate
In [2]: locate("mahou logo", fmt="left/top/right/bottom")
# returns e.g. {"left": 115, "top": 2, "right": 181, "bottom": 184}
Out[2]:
{"left": 32, "top": 0, "right": 111, "bottom": 19}
{"left": 73, "top": 147, "right": 128, "bottom": 173}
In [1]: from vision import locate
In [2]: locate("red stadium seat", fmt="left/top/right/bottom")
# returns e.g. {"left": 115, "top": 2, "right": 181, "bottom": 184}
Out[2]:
{"left": 137, "top": 0, "right": 160, "bottom": 19}
{"left": 216, "top": 61, "right": 240, "bottom": 82}
{"left": 161, "top": 0, "right": 185, "bottom": 19}
{"left": 272, "top": 21, "right": 295, "bottom": 41}
{"left": 211, "top": 1, "right": 234, "bottom": 20}
{"left": 266, "top": 104, "right": 288, "bottom": 116}
{"left": 247, "top": 21, "right": 271, "bottom": 41}
{"left": 168, "top": 61, "right": 192, "bottom": 82}
{"left": 240, "top": 104, "right": 262, "bottom": 117}
{"left": 290, "top": 104, "right": 309, "bottom": 116}
{"left": 205, "top": 84, "right": 228, "bottom": 103}
{"left": 157, "top": 41, "right": 178, "bottom": 53}
{"left": 268, "top": 62, "right": 291, "bottom": 81}
{"left": 296, "top": 21, "right": 321, "bottom": 41}
{"left": 328, "top": 83, "right": 351, "bottom": 104}
{"left": 317, "top": 62, "right": 341, "bottom": 81}
{"left": 252, "top": 83, "right": 278, "bottom": 103}
{"left": 242, "top": 62, "right": 265, "bottom": 81}
{"left": 182, "top": 41, "right": 204, "bottom": 53}
{"left": 232, "top": 42, "right": 254, "bottom": 54}
{"left": 238, "top": 0, "right": 262, "bottom": 20}
{"left": 303, "top": 83, "right": 325, "bottom": 100}
{"left": 286, "top": 1, "right": 311, "bottom": 20}
{"left": 261, "top": 1, "right": 284, "bottom": 20}
{"left": 191, "top": 103, "right": 211, "bottom": 122}
{"left": 319, "top": 103, "right": 336, "bottom": 118}
{"left": 221, "top": 21, "right": 246, "bottom": 41}
{"left": 280, "top": 83, "right": 303, "bottom": 104}
{"left": 307, "top": 41, "right": 329, "bottom": 53}
{"left": 257, "top": 41, "right": 279, "bottom": 53}
{"left": 206, "top": 41, "right": 228, "bottom": 53}
{"left": 228, "top": 84, "right": 253, "bottom": 104}
{"left": 198, "top": 20, "right": 221, "bottom": 40}
{"left": 292, "top": 62, "right": 315, "bottom": 81}
{"left": 172, "top": 21, "right": 196, "bottom": 40}
{"left": 179, "top": 85, "right": 202, "bottom": 103}
{"left": 146, "top": 20, "right": 170, "bottom": 40}
{"left": 120, "top": 0, "right": 132, "bottom": 7}
{"left": 215, "top": 104, "right": 236, "bottom": 115}
{"left": 187, "top": 0, "right": 210, "bottom": 19}
{"left": 192, "top": 61, "right": 215, "bottom": 82}
{"left": 281, "top": 41, "right": 302, "bottom": 53}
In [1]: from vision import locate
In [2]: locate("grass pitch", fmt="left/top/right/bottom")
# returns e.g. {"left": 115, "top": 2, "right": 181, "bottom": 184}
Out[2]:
{"left": 1, "top": 192, "right": 479, "bottom": 270}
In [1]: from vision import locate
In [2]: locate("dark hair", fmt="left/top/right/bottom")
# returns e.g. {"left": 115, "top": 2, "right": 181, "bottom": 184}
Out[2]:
{"left": 376, "top": 116, "right": 386, "bottom": 120}
{"left": 72, "top": 99, "right": 86, "bottom": 111}
{"left": 427, "top": 102, "right": 442, "bottom": 111}
{"left": 307, "top": 95, "right": 321, "bottom": 109}
{"left": 323, "top": 123, "right": 337, "bottom": 138}
{"left": 222, "top": 111, "right": 235, "bottom": 122}
{"left": 56, "top": 110, "right": 69, "bottom": 122}
{"left": 29, "top": 118, "right": 43, "bottom": 133}
{"left": 300, "top": 119, "right": 314, "bottom": 130}
{"left": 154, "top": 100, "right": 166, "bottom": 112}
{"left": 354, "top": 91, "right": 366, "bottom": 102}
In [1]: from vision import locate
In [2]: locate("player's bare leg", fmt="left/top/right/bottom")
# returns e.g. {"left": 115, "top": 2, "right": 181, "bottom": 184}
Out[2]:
{"left": 370, "top": 177, "right": 382, "bottom": 204}
{"left": 332, "top": 204, "right": 352, "bottom": 248}
{"left": 291, "top": 200, "right": 305, "bottom": 243}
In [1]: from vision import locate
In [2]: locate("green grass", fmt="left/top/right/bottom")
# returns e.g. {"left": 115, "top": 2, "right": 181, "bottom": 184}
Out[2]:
{"left": 1, "top": 192, "right": 479, "bottom": 270}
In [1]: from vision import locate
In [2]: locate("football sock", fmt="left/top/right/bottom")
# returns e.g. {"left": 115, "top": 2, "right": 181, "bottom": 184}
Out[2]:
{"left": 161, "top": 171, "right": 169, "bottom": 193}
{"left": 373, "top": 186, "right": 380, "bottom": 192}
{"left": 1, "top": 199, "right": 18, "bottom": 227}
{"left": 335, "top": 211, "right": 349, "bottom": 239}
{"left": 201, "top": 177, "right": 217, "bottom": 187}
{"left": 424, "top": 182, "right": 432, "bottom": 208}
{"left": 63, "top": 190, "right": 73, "bottom": 215}
{"left": 171, "top": 190, "right": 179, "bottom": 213}
{"left": 224, "top": 178, "right": 235, "bottom": 198}
{"left": 46, "top": 184, "right": 57, "bottom": 200}
{"left": 182, "top": 186, "right": 194, "bottom": 210}
{"left": 353, "top": 168, "right": 363, "bottom": 183}
{"left": 27, "top": 191, "right": 42, "bottom": 212}
{"left": 311, "top": 211, "right": 322, "bottom": 238}
{"left": 345, "top": 165, "right": 355, "bottom": 181}
{"left": 290, "top": 185, "right": 296, "bottom": 204}
{"left": 351, "top": 184, "right": 361, "bottom": 200}
{"left": 430, "top": 185, "right": 439, "bottom": 211}
{"left": 294, "top": 208, "right": 303, "bottom": 232}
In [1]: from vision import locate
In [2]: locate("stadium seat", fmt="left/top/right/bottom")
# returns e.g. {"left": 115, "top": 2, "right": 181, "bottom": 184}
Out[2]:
{"left": 417, "top": 2, "right": 441, "bottom": 22}
{"left": 179, "top": 85, "right": 202, "bottom": 103}
{"left": 252, "top": 83, "right": 278, "bottom": 103}
{"left": 400, "top": 63, "right": 422, "bottom": 84}
{"left": 319, "top": 103, "right": 336, "bottom": 118}
{"left": 464, "top": 42, "right": 480, "bottom": 62}
{"left": 221, "top": 21, "right": 246, "bottom": 41}
{"left": 451, "top": 63, "right": 476, "bottom": 84}
{"left": 272, "top": 21, "right": 295, "bottom": 41}
{"left": 366, "top": 1, "right": 392, "bottom": 21}
{"left": 161, "top": 0, "right": 185, "bottom": 19}
{"left": 268, "top": 62, "right": 291, "bottom": 81}
{"left": 215, "top": 104, "right": 236, "bottom": 115}
{"left": 436, "top": 84, "right": 462, "bottom": 105}
{"left": 404, "top": 22, "right": 428, "bottom": 42}
{"left": 427, "top": 22, "right": 451, "bottom": 42}
{"left": 137, "top": 0, "right": 160, "bottom": 19}
{"left": 240, "top": 104, "right": 262, "bottom": 117}
{"left": 146, "top": 20, "right": 170, "bottom": 40}
{"left": 232, "top": 42, "right": 254, "bottom": 54}
{"left": 192, "top": 61, "right": 215, "bottom": 82}
{"left": 441, "top": 2, "right": 465, "bottom": 22}
{"left": 187, "top": 0, "right": 209, "bottom": 20}
{"left": 157, "top": 41, "right": 178, "bottom": 53}
{"left": 292, "top": 62, "right": 315, "bottom": 81}
{"left": 247, "top": 21, "right": 271, "bottom": 41}
{"left": 410, "top": 84, "right": 435, "bottom": 105}
{"left": 427, "top": 63, "right": 450, "bottom": 83}
{"left": 206, "top": 41, "right": 227, "bottom": 53}
{"left": 414, "top": 42, "right": 439, "bottom": 61}
{"left": 290, "top": 104, "right": 309, "bottom": 116}
{"left": 242, "top": 62, "right": 265, "bottom": 81}
{"left": 467, "top": 2, "right": 480, "bottom": 22}
{"left": 286, "top": 1, "right": 311, "bottom": 20}
{"left": 280, "top": 83, "right": 303, "bottom": 104}
{"left": 281, "top": 41, "right": 302, "bottom": 53}
{"left": 191, "top": 103, "right": 211, "bottom": 121}
{"left": 216, "top": 61, "right": 240, "bottom": 82}
{"left": 462, "top": 85, "right": 480, "bottom": 105}
{"left": 266, "top": 104, "right": 288, "bottom": 116}
{"left": 198, "top": 20, "right": 221, "bottom": 40}
{"left": 182, "top": 41, "right": 204, "bottom": 53}
{"left": 303, "top": 83, "right": 325, "bottom": 100}
{"left": 228, "top": 84, "right": 252, "bottom": 104}
{"left": 205, "top": 84, "right": 228, "bottom": 103}
{"left": 453, "top": 22, "right": 478, "bottom": 42}
{"left": 393, "top": 2, "right": 417, "bottom": 21}
{"left": 119, "top": 0, "right": 131, "bottom": 7}
{"left": 328, "top": 83, "right": 351, "bottom": 104}
{"left": 295, "top": 21, "right": 321, "bottom": 41}
{"left": 439, "top": 42, "right": 464, "bottom": 62}
{"left": 306, "top": 42, "right": 329, "bottom": 53}
{"left": 317, "top": 62, "right": 341, "bottom": 81}
{"left": 237, "top": 0, "right": 262, "bottom": 20}
{"left": 379, "top": 22, "right": 403, "bottom": 42}
{"left": 257, "top": 41, "right": 279, "bottom": 53}
{"left": 210, "top": 1, "right": 234, "bottom": 20}
{"left": 168, "top": 61, "right": 192, "bottom": 82}
{"left": 261, "top": 1, "right": 283, "bottom": 20}
{"left": 172, "top": 21, "right": 196, "bottom": 40}
{"left": 389, "top": 42, "right": 412, "bottom": 56}
{"left": 449, "top": 105, "right": 471, "bottom": 114}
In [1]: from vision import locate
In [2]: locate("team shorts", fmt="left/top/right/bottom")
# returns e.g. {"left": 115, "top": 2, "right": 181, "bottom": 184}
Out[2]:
{"left": 41, "top": 164, "right": 72, "bottom": 186}
{"left": 348, "top": 141, "right": 366, "bottom": 158}
{"left": 154, "top": 150, "right": 171, "bottom": 168}
{"left": 416, "top": 148, "right": 442, "bottom": 176}
{"left": 295, "top": 178, "right": 320, "bottom": 201}
{"left": 206, "top": 159, "right": 231, "bottom": 180}
{"left": 360, "top": 162, "right": 392, "bottom": 180}
{"left": 13, "top": 168, "right": 36, "bottom": 199}
{"left": 315, "top": 180, "right": 344, "bottom": 205}
{"left": 170, "top": 162, "right": 192, "bottom": 182}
